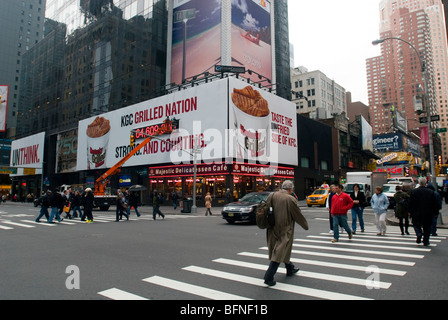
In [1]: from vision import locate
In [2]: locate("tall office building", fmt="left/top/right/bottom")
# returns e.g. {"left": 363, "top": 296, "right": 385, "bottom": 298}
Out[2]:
{"left": 367, "top": 0, "right": 448, "bottom": 162}
{"left": 0, "top": 0, "right": 47, "bottom": 138}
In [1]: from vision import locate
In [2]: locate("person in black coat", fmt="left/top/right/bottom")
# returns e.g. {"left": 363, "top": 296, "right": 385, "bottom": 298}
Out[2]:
{"left": 48, "top": 189, "right": 64, "bottom": 223}
{"left": 409, "top": 177, "right": 439, "bottom": 246}
{"left": 349, "top": 183, "right": 366, "bottom": 233}
{"left": 81, "top": 188, "right": 95, "bottom": 223}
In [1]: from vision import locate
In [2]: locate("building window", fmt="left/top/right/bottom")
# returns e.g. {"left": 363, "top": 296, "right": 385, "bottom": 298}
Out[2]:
{"left": 301, "top": 157, "right": 310, "bottom": 168}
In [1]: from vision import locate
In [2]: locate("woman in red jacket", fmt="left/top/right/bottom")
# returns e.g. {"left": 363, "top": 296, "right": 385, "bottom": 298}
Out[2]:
{"left": 331, "top": 184, "right": 354, "bottom": 243}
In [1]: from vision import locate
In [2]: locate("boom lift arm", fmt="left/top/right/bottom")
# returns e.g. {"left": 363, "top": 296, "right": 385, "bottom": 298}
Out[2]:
{"left": 94, "top": 118, "right": 175, "bottom": 196}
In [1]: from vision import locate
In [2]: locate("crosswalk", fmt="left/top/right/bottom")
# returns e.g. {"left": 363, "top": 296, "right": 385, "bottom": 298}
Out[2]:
{"left": 98, "top": 225, "right": 448, "bottom": 300}
{"left": 0, "top": 213, "right": 200, "bottom": 231}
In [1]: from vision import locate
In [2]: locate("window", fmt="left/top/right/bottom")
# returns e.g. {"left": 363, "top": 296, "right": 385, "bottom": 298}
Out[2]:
{"left": 301, "top": 157, "right": 310, "bottom": 168}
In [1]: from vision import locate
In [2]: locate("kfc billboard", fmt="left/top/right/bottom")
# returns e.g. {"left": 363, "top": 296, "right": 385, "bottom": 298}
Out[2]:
{"left": 76, "top": 77, "right": 298, "bottom": 171}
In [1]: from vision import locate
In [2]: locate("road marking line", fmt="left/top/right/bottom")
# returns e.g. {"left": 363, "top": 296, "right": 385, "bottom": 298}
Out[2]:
{"left": 289, "top": 244, "right": 425, "bottom": 259}
{"left": 320, "top": 233, "right": 442, "bottom": 242}
{"left": 21, "top": 220, "right": 56, "bottom": 227}
{"left": 213, "top": 258, "right": 392, "bottom": 289}
{"left": 98, "top": 288, "right": 149, "bottom": 300}
{"left": 309, "top": 235, "right": 440, "bottom": 245}
{"left": 0, "top": 224, "right": 13, "bottom": 230}
{"left": 183, "top": 266, "right": 372, "bottom": 300}
{"left": 295, "top": 239, "right": 432, "bottom": 252}
{"left": 143, "top": 276, "right": 252, "bottom": 300}
{"left": 1, "top": 220, "right": 35, "bottom": 228}
{"left": 238, "top": 252, "right": 407, "bottom": 276}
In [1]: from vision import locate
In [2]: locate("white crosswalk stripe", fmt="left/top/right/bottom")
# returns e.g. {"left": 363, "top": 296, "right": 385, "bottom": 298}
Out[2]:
{"left": 98, "top": 225, "right": 447, "bottom": 300}
{"left": 0, "top": 214, "right": 200, "bottom": 231}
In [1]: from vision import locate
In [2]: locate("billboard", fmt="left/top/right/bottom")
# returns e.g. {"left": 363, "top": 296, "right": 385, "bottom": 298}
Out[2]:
{"left": 360, "top": 115, "right": 373, "bottom": 152}
{"left": 10, "top": 132, "right": 45, "bottom": 176}
{"left": 77, "top": 79, "right": 229, "bottom": 171}
{"left": 231, "top": 0, "right": 272, "bottom": 84}
{"left": 76, "top": 77, "right": 298, "bottom": 171}
{"left": 228, "top": 77, "right": 297, "bottom": 166}
{"left": 171, "top": 0, "right": 222, "bottom": 84}
{"left": 0, "top": 85, "right": 9, "bottom": 132}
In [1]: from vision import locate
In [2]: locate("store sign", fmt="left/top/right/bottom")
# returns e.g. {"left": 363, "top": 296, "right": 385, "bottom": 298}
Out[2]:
{"left": 232, "top": 163, "right": 294, "bottom": 178}
{"left": 149, "top": 163, "right": 230, "bottom": 177}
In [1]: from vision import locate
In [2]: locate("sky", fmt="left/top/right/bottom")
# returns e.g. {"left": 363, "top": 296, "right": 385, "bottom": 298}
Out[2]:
{"left": 288, "top": 0, "right": 383, "bottom": 105}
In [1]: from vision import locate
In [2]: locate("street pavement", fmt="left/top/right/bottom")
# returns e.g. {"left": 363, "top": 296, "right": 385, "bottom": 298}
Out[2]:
{"left": 1, "top": 201, "right": 447, "bottom": 303}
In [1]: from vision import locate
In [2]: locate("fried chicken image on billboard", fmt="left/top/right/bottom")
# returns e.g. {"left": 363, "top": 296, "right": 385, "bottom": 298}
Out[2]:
{"left": 232, "top": 86, "right": 269, "bottom": 117}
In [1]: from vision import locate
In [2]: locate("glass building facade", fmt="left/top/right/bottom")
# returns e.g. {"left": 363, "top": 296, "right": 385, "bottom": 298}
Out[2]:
{"left": 13, "top": 0, "right": 291, "bottom": 199}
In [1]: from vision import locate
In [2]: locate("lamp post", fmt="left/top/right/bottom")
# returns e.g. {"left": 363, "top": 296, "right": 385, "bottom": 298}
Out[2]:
{"left": 372, "top": 37, "right": 437, "bottom": 186}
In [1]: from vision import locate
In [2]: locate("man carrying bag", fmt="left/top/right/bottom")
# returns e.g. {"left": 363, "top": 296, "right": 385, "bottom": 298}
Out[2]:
{"left": 258, "top": 181, "right": 309, "bottom": 286}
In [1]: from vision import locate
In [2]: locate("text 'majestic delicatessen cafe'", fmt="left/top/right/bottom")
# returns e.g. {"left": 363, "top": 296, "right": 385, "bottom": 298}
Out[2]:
{"left": 77, "top": 77, "right": 298, "bottom": 204}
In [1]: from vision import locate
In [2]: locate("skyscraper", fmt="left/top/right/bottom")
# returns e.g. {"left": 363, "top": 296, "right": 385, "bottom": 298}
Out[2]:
{"left": 0, "top": 0, "right": 46, "bottom": 138}
{"left": 367, "top": 0, "right": 448, "bottom": 162}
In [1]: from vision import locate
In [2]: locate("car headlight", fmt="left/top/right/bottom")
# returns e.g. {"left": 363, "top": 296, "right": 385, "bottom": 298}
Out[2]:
{"left": 240, "top": 207, "right": 254, "bottom": 213}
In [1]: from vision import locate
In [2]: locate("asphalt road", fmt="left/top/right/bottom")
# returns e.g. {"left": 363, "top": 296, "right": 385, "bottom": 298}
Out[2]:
{"left": 1, "top": 201, "right": 447, "bottom": 304}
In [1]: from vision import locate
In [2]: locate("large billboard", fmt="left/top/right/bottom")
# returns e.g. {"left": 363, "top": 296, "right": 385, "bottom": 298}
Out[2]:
{"left": 171, "top": 0, "right": 222, "bottom": 84}
{"left": 231, "top": 0, "right": 272, "bottom": 84}
{"left": 0, "top": 85, "right": 9, "bottom": 132}
{"left": 76, "top": 77, "right": 298, "bottom": 171}
{"left": 77, "top": 79, "right": 229, "bottom": 171}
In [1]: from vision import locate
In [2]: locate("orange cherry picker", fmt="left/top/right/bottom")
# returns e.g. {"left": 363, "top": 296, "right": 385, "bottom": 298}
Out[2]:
{"left": 93, "top": 118, "right": 178, "bottom": 205}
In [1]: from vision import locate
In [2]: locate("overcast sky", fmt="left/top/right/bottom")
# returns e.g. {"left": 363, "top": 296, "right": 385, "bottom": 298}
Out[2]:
{"left": 288, "top": 0, "right": 382, "bottom": 105}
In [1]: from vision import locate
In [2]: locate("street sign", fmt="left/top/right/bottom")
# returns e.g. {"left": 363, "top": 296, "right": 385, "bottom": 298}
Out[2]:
{"left": 419, "top": 115, "right": 440, "bottom": 124}
{"left": 174, "top": 9, "right": 196, "bottom": 23}
{"left": 215, "top": 65, "right": 246, "bottom": 74}
{"left": 436, "top": 128, "right": 448, "bottom": 133}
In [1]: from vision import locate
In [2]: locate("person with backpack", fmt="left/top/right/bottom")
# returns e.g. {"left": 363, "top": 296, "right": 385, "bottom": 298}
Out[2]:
{"left": 394, "top": 185, "right": 410, "bottom": 235}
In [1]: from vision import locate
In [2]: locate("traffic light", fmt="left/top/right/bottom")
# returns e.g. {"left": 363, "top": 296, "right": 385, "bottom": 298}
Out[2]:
{"left": 130, "top": 132, "right": 135, "bottom": 148}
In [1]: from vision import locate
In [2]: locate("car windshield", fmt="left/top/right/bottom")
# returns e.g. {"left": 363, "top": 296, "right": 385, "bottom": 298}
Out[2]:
{"left": 239, "top": 193, "right": 270, "bottom": 203}
{"left": 312, "top": 189, "right": 327, "bottom": 195}
{"left": 383, "top": 185, "right": 397, "bottom": 193}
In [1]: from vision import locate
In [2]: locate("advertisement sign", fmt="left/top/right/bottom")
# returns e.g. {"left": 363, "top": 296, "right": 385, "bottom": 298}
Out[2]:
{"left": 10, "top": 132, "right": 45, "bottom": 176}
{"left": 0, "top": 85, "right": 9, "bottom": 132}
{"left": 171, "top": 0, "right": 222, "bottom": 84}
{"left": 420, "top": 126, "right": 429, "bottom": 146}
{"left": 373, "top": 133, "right": 403, "bottom": 152}
{"left": 77, "top": 79, "right": 228, "bottom": 171}
{"left": 228, "top": 77, "right": 298, "bottom": 166}
{"left": 360, "top": 115, "right": 373, "bottom": 152}
{"left": 77, "top": 77, "right": 298, "bottom": 171}
{"left": 55, "top": 129, "right": 78, "bottom": 173}
{"left": 231, "top": 0, "right": 272, "bottom": 84}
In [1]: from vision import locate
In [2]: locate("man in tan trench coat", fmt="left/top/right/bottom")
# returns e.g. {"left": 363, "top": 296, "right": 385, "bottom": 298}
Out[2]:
{"left": 264, "top": 180, "right": 309, "bottom": 286}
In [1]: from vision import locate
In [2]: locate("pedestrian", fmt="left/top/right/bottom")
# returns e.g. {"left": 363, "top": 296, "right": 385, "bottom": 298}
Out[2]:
{"left": 62, "top": 190, "right": 72, "bottom": 219}
{"left": 409, "top": 178, "right": 438, "bottom": 245}
{"left": 127, "top": 191, "right": 141, "bottom": 218}
{"left": 427, "top": 183, "right": 442, "bottom": 237}
{"left": 205, "top": 192, "right": 212, "bottom": 216}
{"left": 330, "top": 184, "right": 354, "bottom": 243}
{"left": 263, "top": 180, "right": 309, "bottom": 287}
{"left": 325, "top": 185, "right": 336, "bottom": 234}
{"left": 350, "top": 183, "right": 366, "bottom": 234}
{"left": 115, "top": 190, "right": 129, "bottom": 221}
{"left": 82, "top": 188, "right": 95, "bottom": 223}
{"left": 171, "top": 191, "right": 179, "bottom": 210}
{"left": 48, "top": 188, "right": 64, "bottom": 223}
{"left": 443, "top": 183, "right": 448, "bottom": 205}
{"left": 394, "top": 185, "right": 410, "bottom": 235}
{"left": 35, "top": 190, "right": 51, "bottom": 223}
{"left": 71, "top": 190, "right": 83, "bottom": 218}
{"left": 225, "top": 188, "right": 231, "bottom": 203}
{"left": 370, "top": 186, "right": 389, "bottom": 236}
{"left": 153, "top": 191, "right": 165, "bottom": 220}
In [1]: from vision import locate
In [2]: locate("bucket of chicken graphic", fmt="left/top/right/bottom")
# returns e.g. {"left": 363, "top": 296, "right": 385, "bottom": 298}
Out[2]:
{"left": 231, "top": 86, "right": 270, "bottom": 160}
{"left": 86, "top": 116, "right": 111, "bottom": 169}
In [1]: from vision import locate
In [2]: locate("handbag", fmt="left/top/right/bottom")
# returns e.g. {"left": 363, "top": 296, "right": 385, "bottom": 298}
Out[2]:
{"left": 63, "top": 205, "right": 70, "bottom": 213}
{"left": 256, "top": 193, "right": 275, "bottom": 229}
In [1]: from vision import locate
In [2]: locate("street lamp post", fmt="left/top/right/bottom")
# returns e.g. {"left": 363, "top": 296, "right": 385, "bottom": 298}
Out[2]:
{"left": 372, "top": 37, "right": 437, "bottom": 186}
